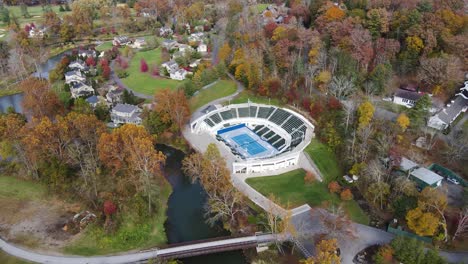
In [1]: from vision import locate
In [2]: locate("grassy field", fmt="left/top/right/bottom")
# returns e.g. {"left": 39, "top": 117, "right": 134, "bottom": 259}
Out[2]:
{"left": 96, "top": 41, "right": 113, "bottom": 52}
{"left": 254, "top": 3, "right": 270, "bottom": 13}
{"left": 0, "top": 175, "right": 47, "bottom": 201}
{"left": 121, "top": 48, "right": 183, "bottom": 96}
{"left": 189, "top": 80, "right": 237, "bottom": 111}
{"left": 229, "top": 90, "right": 283, "bottom": 106}
{"left": 246, "top": 169, "right": 369, "bottom": 224}
{"left": 0, "top": 251, "right": 31, "bottom": 264}
{"left": 64, "top": 181, "right": 172, "bottom": 255}
{"left": 304, "top": 139, "right": 343, "bottom": 182}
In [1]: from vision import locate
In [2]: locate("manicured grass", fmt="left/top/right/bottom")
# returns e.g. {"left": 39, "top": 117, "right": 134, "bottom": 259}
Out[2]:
{"left": 96, "top": 41, "right": 113, "bottom": 52}
{"left": 0, "top": 176, "right": 46, "bottom": 201}
{"left": 189, "top": 80, "right": 237, "bottom": 111}
{"left": 247, "top": 169, "right": 337, "bottom": 208}
{"left": 255, "top": 3, "right": 270, "bottom": 13}
{"left": 246, "top": 169, "right": 369, "bottom": 225}
{"left": 64, "top": 181, "right": 172, "bottom": 255}
{"left": 304, "top": 139, "right": 343, "bottom": 182}
{"left": 121, "top": 48, "right": 183, "bottom": 96}
{"left": 0, "top": 251, "right": 31, "bottom": 264}
{"left": 229, "top": 90, "right": 283, "bottom": 106}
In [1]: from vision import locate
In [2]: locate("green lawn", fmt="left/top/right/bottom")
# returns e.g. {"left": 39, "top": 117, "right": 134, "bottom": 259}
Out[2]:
{"left": 96, "top": 41, "right": 113, "bottom": 52}
{"left": 304, "top": 139, "right": 343, "bottom": 182}
{"left": 254, "top": 3, "right": 270, "bottom": 13}
{"left": 64, "top": 181, "right": 172, "bottom": 255}
{"left": 0, "top": 175, "right": 46, "bottom": 201}
{"left": 189, "top": 80, "right": 237, "bottom": 111}
{"left": 229, "top": 90, "right": 283, "bottom": 106}
{"left": 246, "top": 169, "right": 369, "bottom": 225}
{"left": 121, "top": 48, "right": 183, "bottom": 96}
{"left": 0, "top": 251, "right": 31, "bottom": 264}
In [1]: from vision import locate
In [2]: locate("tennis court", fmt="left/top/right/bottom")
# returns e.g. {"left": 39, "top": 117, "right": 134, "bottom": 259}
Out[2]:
{"left": 232, "top": 134, "right": 267, "bottom": 155}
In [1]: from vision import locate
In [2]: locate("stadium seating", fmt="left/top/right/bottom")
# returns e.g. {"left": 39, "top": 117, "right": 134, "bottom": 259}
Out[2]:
{"left": 204, "top": 118, "right": 215, "bottom": 127}
{"left": 268, "top": 108, "right": 292, "bottom": 126}
{"left": 210, "top": 113, "right": 222, "bottom": 124}
{"left": 237, "top": 107, "right": 249, "bottom": 117}
{"left": 257, "top": 107, "right": 274, "bottom": 119}
{"left": 249, "top": 106, "right": 258, "bottom": 117}
{"left": 282, "top": 115, "right": 304, "bottom": 133}
{"left": 220, "top": 110, "right": 233, "bottom": 120}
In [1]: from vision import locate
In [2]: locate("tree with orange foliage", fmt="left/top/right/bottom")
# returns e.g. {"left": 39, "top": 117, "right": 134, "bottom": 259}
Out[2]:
{"left": 98, "top": 124, "right": 166, "bottom": 214}
{"left": 304, "top": 171, "right": 316, "bottom": 184}
{"left": 154, "top": 89, "right": 190, "bottom": 134}
{"left": 328, "top": 181, "right": 341, "bottom": 194}
{"left": 340, "top": 188, "right": 353, "bottom": 200}
{"left": 325, "top": 6, "right": 345, "bottom": 21}
{"left": 20, "top": 77, "right": 63, "bottom": 119}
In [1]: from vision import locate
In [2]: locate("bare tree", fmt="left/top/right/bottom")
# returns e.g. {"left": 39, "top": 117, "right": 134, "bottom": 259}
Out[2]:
{"left": 329, "top": 75, "right": 356, "bottom": 100}
{"left": 453, "top": 208, "right": 468, "bottom": 241}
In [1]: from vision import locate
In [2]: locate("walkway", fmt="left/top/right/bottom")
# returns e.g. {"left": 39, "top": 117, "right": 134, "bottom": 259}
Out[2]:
{"left": 0, "top": 234, "right": 279, "bottom": 264}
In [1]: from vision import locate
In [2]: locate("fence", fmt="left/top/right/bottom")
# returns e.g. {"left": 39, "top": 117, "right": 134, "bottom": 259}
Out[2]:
{"left": 428, "top": 163, "right": 467, "bottom": 187}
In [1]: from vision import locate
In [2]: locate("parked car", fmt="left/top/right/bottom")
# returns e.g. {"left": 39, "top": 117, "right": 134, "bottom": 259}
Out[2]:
{"left": 446, "top": 178, "right": 460, "bottom": 185}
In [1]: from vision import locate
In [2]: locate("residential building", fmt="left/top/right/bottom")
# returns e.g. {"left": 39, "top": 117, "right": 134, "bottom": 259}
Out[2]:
{"left": 197, "top": 43, "right": 208, "bottom": 53}
{"left": 78, "top": 49, "right": 97, "bottom": 58}
{"left": 410, "top": 167, "right": 443, "bottom": 188}
{"left": 161, "top": 39, "right": 177, "bottom": 50}
{"left": 189, "top": 59, "right": 201, "bottom": 68}
{"left": 70, "top": 82, "right": 94, "bottom": 99}
{"left": 113, "top": 36, "right": 131, "bottom": 46}
{"left": 159, "top": 27, "right": 173, "bottom": 37}
{"left": 169, "top": 69, "right": 188, "bottom": 80}
{"left": 65, "top": 70, "right": 86, "bottom": 84}
{"left": 428, "top": 81, "right": 468, "bottom": 130}
{"left": 177, "top": 44, "right": 193, "bottom": 54}
{"left": 188, "top": 32, "right": 204, "bottom": 42}
{"left": 399, "top": 157, "right": 419, "bottom": 173}
{"left": 85, "top": 95, "right": 105, "bottom": 108}
{"left": 392, "top": 89, "right": 422, "bottom": 108}
{"left": 161, "top": 60, "right": 179, "bottom": 73}
{"left": 29, "top": 27, "right": 46, "bottom": 38}
{"left": 69, "top": 60, "right": 88, "bottom": 71}
{"left": 106, "top": 85, "right": 124, "bottom": 105}
{"left": 111, "top": 104, "right": 142, "bottom": 125}
{"left": 130, "top": 38, "right": 146, "bottom": 49}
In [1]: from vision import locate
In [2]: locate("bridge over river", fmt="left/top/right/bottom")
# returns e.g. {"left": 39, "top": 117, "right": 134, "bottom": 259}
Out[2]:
{"left": 0, "top": 233, "right": 286, "bottom": 264}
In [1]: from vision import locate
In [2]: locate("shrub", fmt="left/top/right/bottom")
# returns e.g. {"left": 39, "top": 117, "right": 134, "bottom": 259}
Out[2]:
{"left": 373, "top": 245, "right": 394, "bottom": 264}
{"left": 140, "top": 59, "right": 148, "bottom": 72}
{"left": 340, "top": 188, "right": 353, "bottom": 200}
{"left": 328, "top": 181, "right": 341, "bottom": 194}
{"left": 304, "top": 171, "right": 316, "bottom": 184}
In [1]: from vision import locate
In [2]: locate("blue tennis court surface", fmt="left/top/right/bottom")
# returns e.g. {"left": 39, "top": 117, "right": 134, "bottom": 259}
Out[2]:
{"left": 232, "top": 134, "right": 267, "bottom": 155}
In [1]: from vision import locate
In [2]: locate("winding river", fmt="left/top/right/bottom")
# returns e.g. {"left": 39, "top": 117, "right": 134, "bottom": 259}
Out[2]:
{"left": 160, "top": 144, "right": 246, "bottom": 264}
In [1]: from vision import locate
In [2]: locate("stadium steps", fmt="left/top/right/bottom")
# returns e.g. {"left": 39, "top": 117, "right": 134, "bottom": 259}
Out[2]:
{"left": 210, "top": 113, "right": 222, "bottom": 124}
{"left": 256, "top": 127, "right": 270, "bottom": 137}
{"left": 273, "top": 139, "right": 286, "bottom": 150}
{"left": 267, "top": 135, "right": 281, "bottom": 145}
{"left": 263, "top": 131, "right": 275, "bottom": 139}
{"left": 253, "top": 125, "right": 264, "bottom": 133}
{"left": 204, "top": 118, "right": 215, "bottom": 127}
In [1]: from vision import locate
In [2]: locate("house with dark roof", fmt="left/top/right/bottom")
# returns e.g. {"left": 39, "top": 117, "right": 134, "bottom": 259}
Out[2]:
{"left": 113, "top": 36, "right": 131, "bottom": 46}
{"left": 65, "top": 70, "right": 86, "bottom": 85}
{"left": 392, "top": 89, "right": 423, "bottom": 108}
{"left": 70, "top": 82, "right": 94, "bottom": 99}
{"left": 105, "top": 85, "right": 124, "bottom": 106}
{"left": 69, "top": 60, "right": 88, "bottom": 71}
{"left": 161, "top": 39, "right": 177, "bottom": 50}
{"left": 110, "top": 104, "right": 142, "bottom": 125}
{"left": 428, "top": 81, "right": 468, "bottom": 130}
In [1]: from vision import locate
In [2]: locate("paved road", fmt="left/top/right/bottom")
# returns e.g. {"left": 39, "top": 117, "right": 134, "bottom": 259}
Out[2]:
{"left": 1, "top": 234, "right": 278, "bottom": 264}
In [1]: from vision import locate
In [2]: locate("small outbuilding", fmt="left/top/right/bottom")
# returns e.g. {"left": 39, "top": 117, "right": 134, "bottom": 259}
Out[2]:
{"left": 410, "top": 167, "right": 443, "bottom": 188}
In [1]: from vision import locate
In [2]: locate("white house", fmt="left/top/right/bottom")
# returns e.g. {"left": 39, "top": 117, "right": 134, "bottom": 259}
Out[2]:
{"left": 70, "top": 82, "right": 94, "bottom": 99}
{"left": 392, "top": 89, "right": 422, "bottom": 108}
{"left": 111, "top": 104, "right": 142, "bottom": 125}
{"left": 113, "top": 36, "right": 131, "bottom": 46}
{"left": 105, "top": 85, "right": 124, "bottom": 105}
{"left": 428, "top": 81, "right": 468, "bottom": 130}
{"left": 159, "top": 27, "right": 173, "bottom": 37}
{"left": 161, "top": 39, "right": 177, "bottom": 50}
{"left": 161, "top": 60, "right": 179, "bottom": 73}
{"left": 69, "top": 60, "right": 88, "bottom": 71}
{"left": 169, "top": 69, "right": 188, "bottom": 80}
{"left": 78, "top": 49, "right": 96, "bottom": 58}
{"left": 65, "top": 70, "right": 86, "bottom": 84}
{"left": 197, "top": 43, "right": 208, "bottom": 53}
{"left": 130, "top": 38, "right": 146, "bottom": 49}
{"left": 188, "top": 32, "right": 205, "bottom": 42}
{"left": 177, "top": 44, "right": 193, "bottom": 54}
{"left": 29, "top": 27, "right": 46, "bottom": 38}
{"left": 189, "top": 59, "right": 201, "bottom": 68}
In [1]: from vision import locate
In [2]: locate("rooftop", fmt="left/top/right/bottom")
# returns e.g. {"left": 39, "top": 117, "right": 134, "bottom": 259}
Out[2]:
{"left": 437, "top": 94, "right": 468, "bottom": 124}
{"left": 411, "top": 167, "right": 443, "bottom": 185}
{"left": 113, "top": 103, "right": 140, "bottom": 113}
{"left": 394, "top": 89, "right": 422, "bottom": 101}
{"left": 399, "top": 157, "right": 418, "bottom": 172}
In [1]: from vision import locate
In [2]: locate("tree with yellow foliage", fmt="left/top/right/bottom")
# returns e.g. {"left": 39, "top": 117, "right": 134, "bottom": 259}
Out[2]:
{"left": 396, "top": 113, "right": 410, "bottom": 132}
{"left": 357, "top": 101, "right": 375, "bottom": 129}
{"left": 301, "top": 239, "right": 341, "bottom": 264}
{"left": 405, "top": 36, "right": 424, "bottom": 54}
{"left": 406, "top": 207, "right": 439, "bottom": 236}
{"left": 271, "top": 26, "right": 287, "bottom": 41}
{"left": 218, "top": 42, "right": 232, "bottom": 63}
